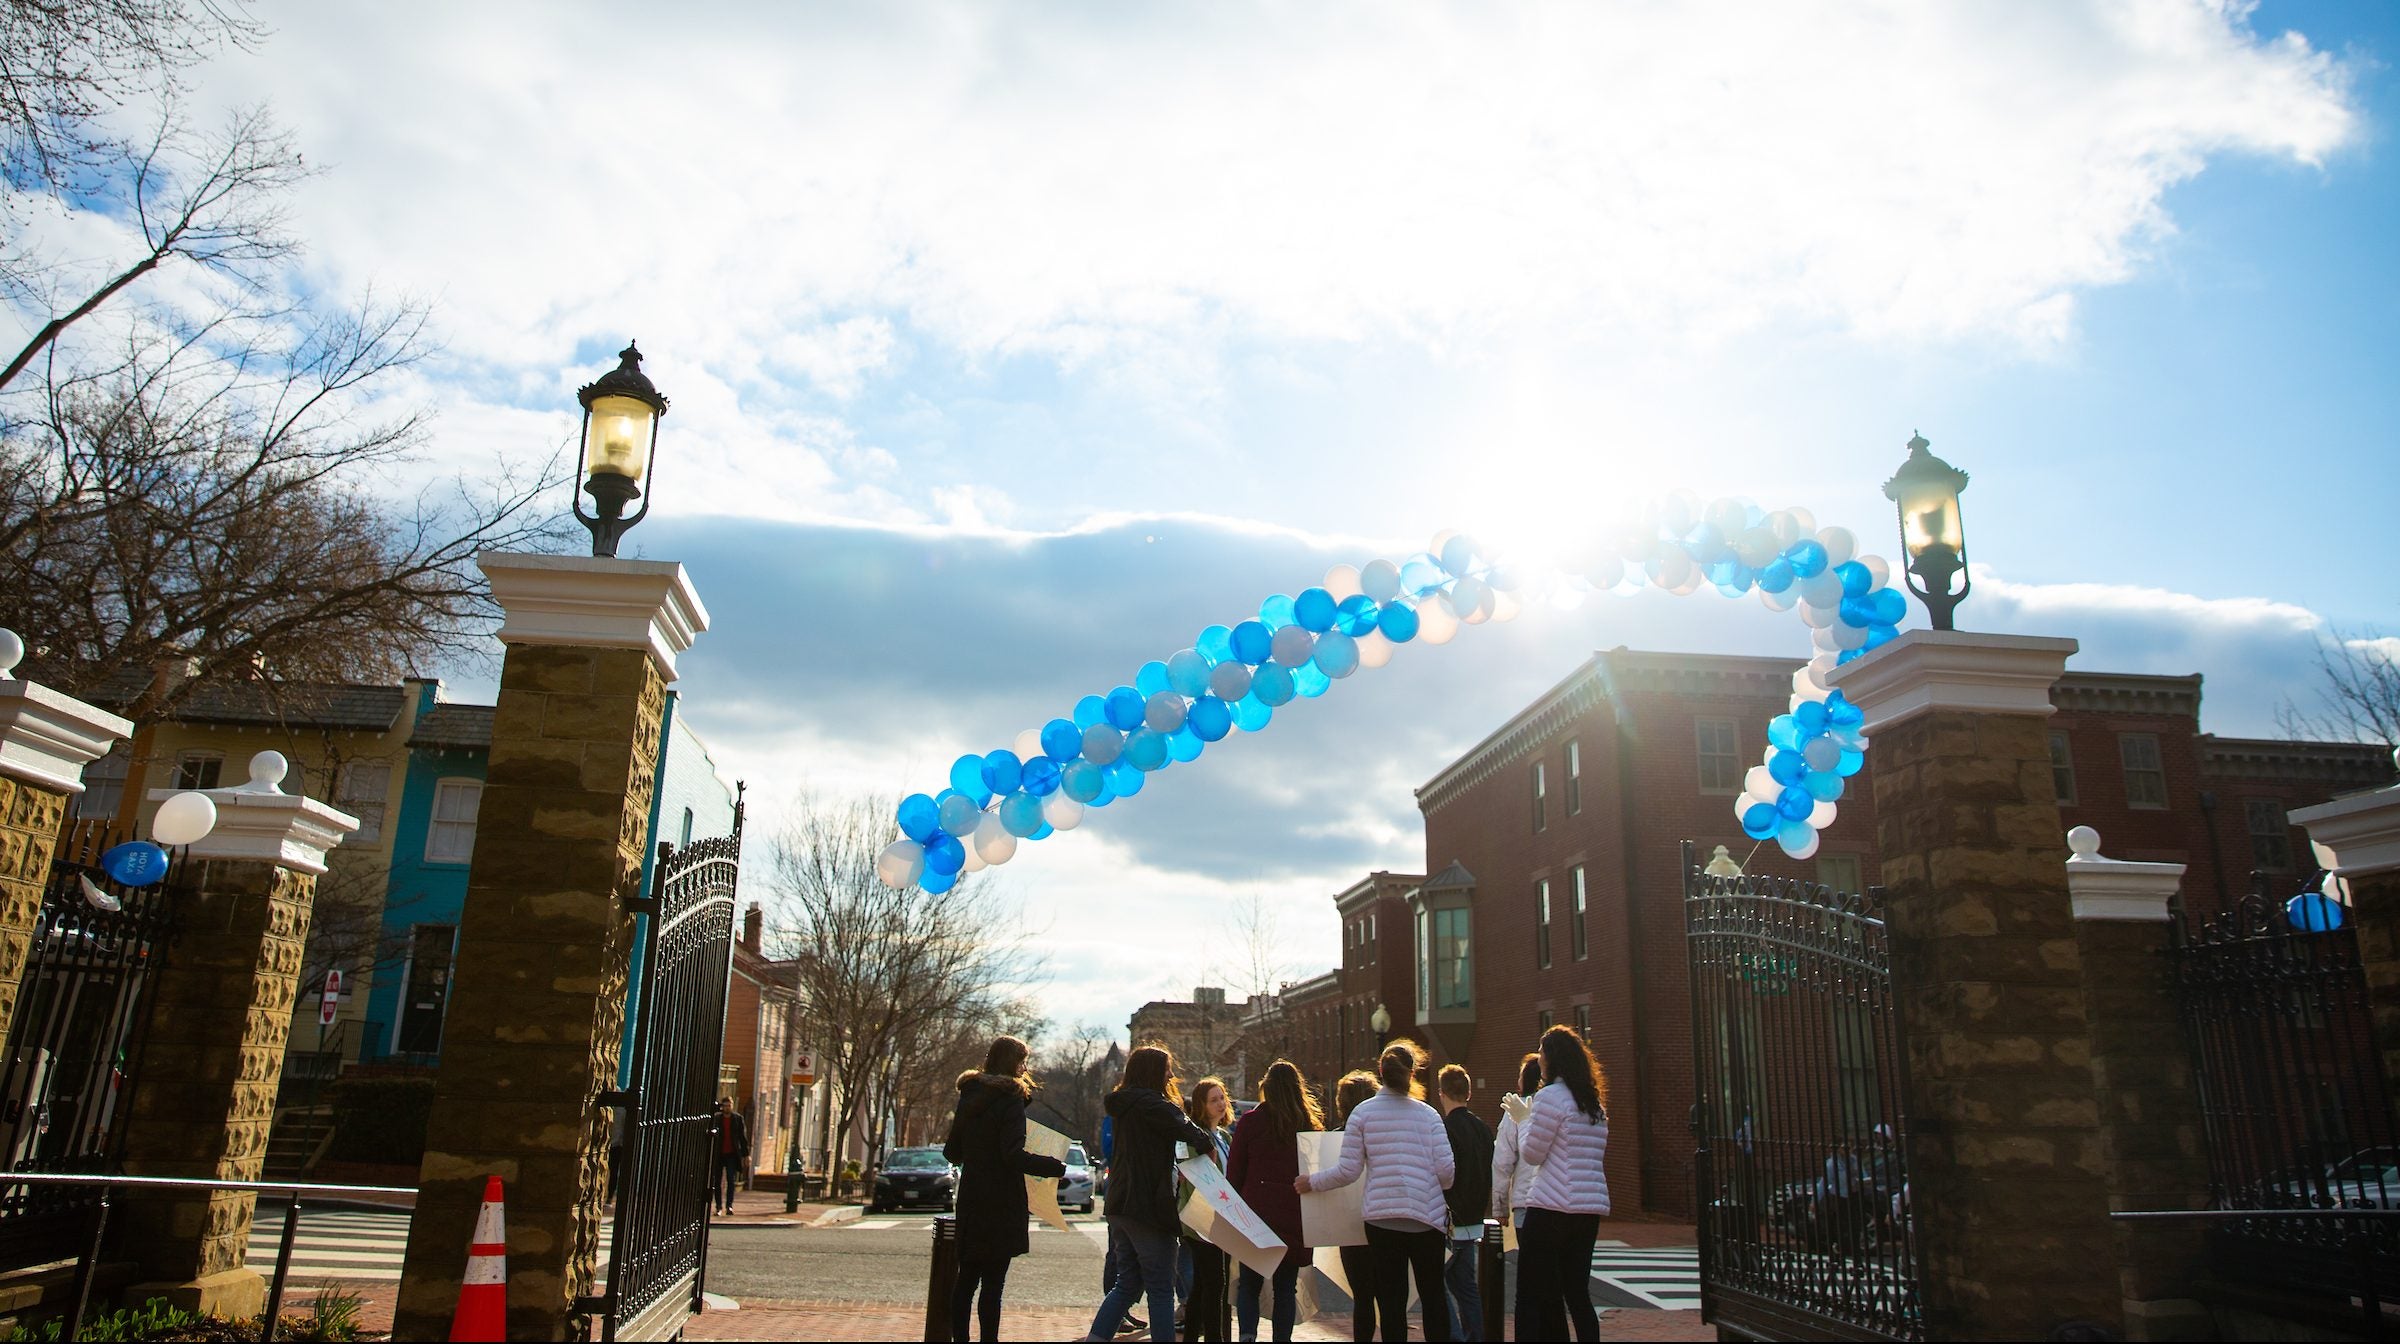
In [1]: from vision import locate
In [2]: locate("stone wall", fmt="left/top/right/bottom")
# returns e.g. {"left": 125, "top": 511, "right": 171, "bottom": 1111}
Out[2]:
{"left": 0, "top": 774, "right": 67, "bottom": 1046}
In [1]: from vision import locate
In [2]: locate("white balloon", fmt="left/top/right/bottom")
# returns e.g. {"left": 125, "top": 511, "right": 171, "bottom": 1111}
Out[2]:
{"left": 1758, "top": 586, "right": 1798, "bottom": 613}
{"left": 876, "top": 839, "right": 926, "bottom": 888}
{"left": 1808, "top": 798, "right": 1838, "bottom": 828}
{"left": 960, "top": 845, "right": 988, "bottom": 873}
{"left": 1671, "top": 573, "right": 1706, "bottom": 597}
{"left": 1042, "top": 794, "right": 1084, "bottom": 831}
{"left": 152, "top": 790, "right": 218, "bottom": 846}
{"left": 1830, "top": 621, "right": 1869, "bottom": 650}
{"left": 1208, "top": 660, "right": 1252, "bottom": 701}
{"left": 938, "top": 792, "right": 982, "bottom": 836}
{"left": 1811, "top": 651, "right": 1840, "bottom": 680}
{"left": 1862, "top": 554, "right": 1892, "bottom": 589}
{"left": 1786, "top": 506, "right": 1818, "bottom": 536}
{"left": 1271, "top": 624, "right": 1316, "bottom": 667}
{"left": 1083, "top": 724, "right": 1124, "bottom": 765}
{"left": 1360, "top": 559, "right": 1403, "bottom": 603}
{"left": 1491, "top": 588, "right": 1522, "bottom": 623}
{"left": 1816, "top": 526, "right": 1856, "bottom": 568}
{"left": 1812, "top": 625, "right": 1842, "bottom": 653}
{"left": 1324, "top": 564, "right": 1364, "bottom": 600}
{"left": 974, "top": 814, "right": 1016, "bottom": 865}
{"left": 1800, "top": 571, "right": 1844, "bottom": 608}
{"left": 1783, "top": 828, "right": 1822, "bottom": 860}
{"left": 1585, "top": 555, "right": 1624, "bottom": 591}
{"left": 1449, "top": 576, "right": 1489, "bottom": 619}
{"left": 1012, "top": 728, "right": 1043, "bottom": 763}
{"left": 1417, "top": 599, "right": 1459, "bottom": 645}
{"left": 1648, "top": 550, "right": 1694, "bottom": 589}
{"left": 1799, "top": 601, "right": 1835, "bottom": 629}
{"left": 1355, "top": 630, "right": 1393, "bottom": 669}
{"left": 1766, "top": 510, "right": 1802, "bottom": 547}
{"left": 1144, "top": 691, "right": 1187, "bottom": 732}
{"left": 1429, "top": 528, "right": 1458, "bottom": 558}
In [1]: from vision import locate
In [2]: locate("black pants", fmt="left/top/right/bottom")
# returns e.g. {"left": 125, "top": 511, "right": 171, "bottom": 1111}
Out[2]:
{"left": 1363, "top": 1224, "right": 1450, "bottom": 1343}
{"left": 1181, "top": 1236, "right": 1227, "bottom": 1340}
{"left": 1518, "top": 1208, "right": 1600, "bottom": 1341}
{"left": 950, "top": 1255, "right": 1009, "bottom": 1342}
{"left": 1337, "top": 1244, "right": 1376, "bottom": 1341}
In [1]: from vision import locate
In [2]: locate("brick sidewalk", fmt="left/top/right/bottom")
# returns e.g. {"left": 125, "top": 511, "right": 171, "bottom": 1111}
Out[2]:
{"left": 685, "top": 1298, "right": 1712, "bottom": 1341}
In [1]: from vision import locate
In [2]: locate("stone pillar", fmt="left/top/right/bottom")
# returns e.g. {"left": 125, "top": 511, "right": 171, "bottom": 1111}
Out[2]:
{"left": 0, "top": 631, "right": 134, "bottom": 1045}
{"left": 118, "top": 751, "right": 358, "bottom": 1316}
{"left": 393, "top": 554, "right": 705, "bottom": 1343}
{"left": 1828, "top": 630, "right": 2121, "bottom": 1339}
{"left": 2293, "top": 760, "right": 2400, "bottom": 1122}
{"left": 2063, "top": 826, "right": 2212, "bottom": 1341}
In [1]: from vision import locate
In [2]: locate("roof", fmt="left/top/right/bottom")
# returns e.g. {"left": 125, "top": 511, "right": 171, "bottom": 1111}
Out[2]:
{"left": 411, "top": 704, "right": 494, "bottom": 751}
{"left": 2202, "top": 735, "right": 2396, "bottom": 790}
{"left": 1419, "top": 860, "right": 1475, "bottom": 892}
{"left": 91, "top": 669, "right": 409, "bottom": 732}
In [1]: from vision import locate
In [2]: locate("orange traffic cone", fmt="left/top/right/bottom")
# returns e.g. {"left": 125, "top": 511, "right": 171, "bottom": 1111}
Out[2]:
{"left": 448, "top": 1175, "right": 507, "bottom": 1342}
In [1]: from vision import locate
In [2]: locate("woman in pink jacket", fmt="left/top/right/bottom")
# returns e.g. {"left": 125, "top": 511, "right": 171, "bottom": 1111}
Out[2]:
{"left": 1518, "top": 1025, "right": 1611, "bottom": 1341}
{"left": 1294, "top": 1040, "right": 1455, "bottom": 1342}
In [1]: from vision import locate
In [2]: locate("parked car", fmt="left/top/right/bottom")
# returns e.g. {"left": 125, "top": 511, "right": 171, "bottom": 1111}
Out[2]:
{"left": 2251, "top": 1147, "right": 2400, "bottom": 1211}
{"left": 1061, "top": 1142, "right": 1097, "bottom": 1214}
{"left": 870, "top": 1147, "right": 956, "bottom": 1213}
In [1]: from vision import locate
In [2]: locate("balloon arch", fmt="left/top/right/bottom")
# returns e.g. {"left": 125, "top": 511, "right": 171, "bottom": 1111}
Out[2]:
{"left": 877, "top": 493, "right": 1909, "bottom": 892}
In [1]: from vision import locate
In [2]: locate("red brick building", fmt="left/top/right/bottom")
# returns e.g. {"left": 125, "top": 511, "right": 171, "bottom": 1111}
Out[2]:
{"left": 1376, "top": 645, "right": 2391, "bottom": 1219}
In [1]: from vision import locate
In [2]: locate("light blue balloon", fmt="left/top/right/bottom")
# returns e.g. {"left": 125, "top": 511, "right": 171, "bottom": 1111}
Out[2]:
{"left": 1187, "top": 696, "right": 1233, "bottom": 741}
{"left": 1826, "top": 694, "right": 1865, "bottom": 729}
{"left": 1757, "top": 559, "right": 1795, "bottom": 593}
{"left": 936, "top": 791, "right": 981, "bottom": 837}
{"left": 1836, "top": 748, "right": 1866, "bottom": 777}
{"left": 1197, "top": 624, "right": 1236, "bottom": 665}
{"left": 1061, "top": 759, "right": 1105, "bottom": 803}
{"left": 1041, "top": 718, "right": 1083, "bottom": 761}
{"left": 1252, "top": 662, "right": 1296, "bottom": 707}
{"left": 981, "top": 751, "right": 1023, "bottom": 795}
{"left": 1085, "top": 774, "right": 1117, "bottom": 807}
{"left": 1022, "top": 757, "right": 1062, "bottom": 797}
{"left": 898, "top": 794, "right": 940, "bottom": 843}
{"left": 1399, "top": 556, "right": 1446, "bottom": 599}
{"left": 1803, "top": 770, "right": 1843, "bottom": 802}
{"left": 1000, "top": 792, "right": 1045, "bottom": 837}
{"left": 1776, "top": 818, "right": 1816, "bottom": 857}
{"left": 1231, "top": 695, "right": 1273, "bottom": 732}
{"left": 1135, "top": 660, "right": 1172, "bottom": 697}
{"left": 1144, "top": 691, "right": 1187, "bottom": 733}
{"left": 1803, "top": 737, "right": 1843, "bottom": 773}
{"left": 1293, "top": 662, "right": 1330, "bottom": 698}
{"left": 1378, "top": 602, "right": 1420, "bottom": 643}
{"left": 1334, "top": 595, "right": 1380, "bottom": 637}
{"left": 1230, "top": 620, "right": 1274, "bottom": 665}
{"left": 1259, "top": 593, "right": 1298, "bottom": 631}
{"left": 1105, "top": 686, "right": 1147, "bottom": 731}
{"left": 1767, "top": 715, "right": 1802, "bottom": 752}
{"left": 920, "top": 867, "right": 956, "bottom": 895}
{"left": 1167, "top": 727, "right": 1204, "bottom": 762}
{"left": 1106, "top": 760, "right": 1147, "bottom": 797}
{"left": 1126, "top": 728, "right": 1170, "bottom": 772}
{"left": 949, "top": 756, "right": 993, "bottom": 806}
{"left": 1167, "top": 649, "right": 1211, "bottom": 698}
{"left": 1030, "top": 822, "right": 1055, "bottom": 841}
{"left": 1294, "top": 588, "right": 1337, "bottom": 633}
{"left": 1439, "top": 535, "right": 1481, "bottom": 577}
{"left": 1313, "top": 630, "right": 1359, "bottom": 678}
{"left": 1073, "top": 695, "right": 1108, "bottom": 731}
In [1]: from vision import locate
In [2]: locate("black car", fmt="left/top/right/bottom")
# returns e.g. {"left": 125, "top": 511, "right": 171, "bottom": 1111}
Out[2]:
{"left": 871, "top": 1147, "right": 956, "bottom": 1213}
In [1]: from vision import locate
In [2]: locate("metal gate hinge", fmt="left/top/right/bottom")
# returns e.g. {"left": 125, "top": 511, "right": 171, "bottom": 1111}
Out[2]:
{"left": 597, "top": 1089, "right": 635, "bottom": 1109}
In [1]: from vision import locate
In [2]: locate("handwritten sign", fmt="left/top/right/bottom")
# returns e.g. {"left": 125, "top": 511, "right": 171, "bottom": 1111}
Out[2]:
{"left": 1296, "top": 1131, "right": 1365, "bottom": 1248}
{"left": 1178, "top": 1155, "right": 1287, "bottom": 1280}
{"left": 1025, "top": 1121, "right": 1072, "bottom": 1233}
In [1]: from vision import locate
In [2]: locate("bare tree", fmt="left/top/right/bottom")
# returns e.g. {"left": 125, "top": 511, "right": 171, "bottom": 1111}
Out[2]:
{"left": 1029, "top": 1022, "right": 1117, "bottom": 1154}
{"left": 763, "top": 792, "right": 1046, "bottom": 1182}
{"left": 2280, "top": 628, "right": 2400, "bottom": 754}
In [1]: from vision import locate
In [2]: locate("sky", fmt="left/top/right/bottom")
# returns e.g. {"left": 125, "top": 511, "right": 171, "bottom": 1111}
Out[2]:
{"left": 12, "top": 1, "right": 2398, "bottom": 1036}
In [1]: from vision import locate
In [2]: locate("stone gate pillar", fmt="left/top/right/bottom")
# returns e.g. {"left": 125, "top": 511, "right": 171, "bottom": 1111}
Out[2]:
{"left": 0, "top": 630, "right": 134, "bottom": 1045}
{"left": 2293, "top": 763, "right": 2400, "bottom": 1122}
{"left": 1828, "top": 630, "right": 2122, "bottom": 1339}
{"left": 118, "top": 751, "right": 359, "bottom": 1316}
{"left": 392, "top": 554, "right": 706, "bottom": 1343}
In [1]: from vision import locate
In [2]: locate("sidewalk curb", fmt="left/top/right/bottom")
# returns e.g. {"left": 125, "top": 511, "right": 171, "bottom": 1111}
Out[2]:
{"left": 807, "top": 1204, "right": 864, "bottom": 1228}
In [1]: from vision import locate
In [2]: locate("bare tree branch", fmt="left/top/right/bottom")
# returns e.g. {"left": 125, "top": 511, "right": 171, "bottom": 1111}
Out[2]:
{"left": 2277, "top": 627, "right": 2400, "bottom": 754}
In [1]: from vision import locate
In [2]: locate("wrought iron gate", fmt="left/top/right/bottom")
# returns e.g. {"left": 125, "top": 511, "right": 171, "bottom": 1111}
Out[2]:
{"left": 0, "top": 823, "right": 181, "bottom": 1268}
{"left": 1684, "top": 842, "right": 1923, "bottom": 1342}
{"left": 2171, "top": 879, "right": 2400, "bottom": 1303}
{"left": 592, "top": 806, "right": 743, "bottom": 1342}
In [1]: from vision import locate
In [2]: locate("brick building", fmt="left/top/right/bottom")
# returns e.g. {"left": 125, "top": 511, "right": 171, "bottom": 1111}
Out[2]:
{"left": 1388, "top": 645, "right": 2392, "bottom": 1220}
{"left": 723, "top": 902, "right": 803, "bottom": 1180}
{"left": 1275, "top": 971, "right": 1345, "bottom": 1099}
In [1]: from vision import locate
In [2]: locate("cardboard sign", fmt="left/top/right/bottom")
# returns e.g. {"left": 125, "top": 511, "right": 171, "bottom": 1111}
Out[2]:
{"left": 1025, "top": 1121, "right": 1073, "bottom": 1233}
{"left": 1296, "top": 1131, "right": 1366, "bottom": 1248}
{"left": 1177, "top": 1155, "right": 1287, "bottom": 1281}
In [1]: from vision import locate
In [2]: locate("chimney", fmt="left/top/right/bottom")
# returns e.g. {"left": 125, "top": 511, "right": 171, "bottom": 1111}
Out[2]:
{"left": 742, "top": 903, "right": 763, "bottom": 955}
{"left": 150, "top": 653, "right": 201, "bottom": 703}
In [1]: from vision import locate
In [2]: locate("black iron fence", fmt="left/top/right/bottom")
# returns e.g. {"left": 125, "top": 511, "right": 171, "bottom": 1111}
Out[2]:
{"left": 2171, "top": 877, "right": 2400, "bottom": 1306}
{"left": 0, "top": 822, "right": 183, "bottom": 1268}
{"left": 1684, "top": 842, "right": 1923, "bottom": 1342}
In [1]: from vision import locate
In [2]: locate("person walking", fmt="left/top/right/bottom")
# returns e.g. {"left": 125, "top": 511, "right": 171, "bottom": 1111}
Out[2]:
{"left": 1179, "top": 1077, "right": 1236, "bottom": 1341}
{"left": 1328, "top": 1070, "right": 1382, "bottom": 1343}
{"left": 1296, "top": 1041, "right": 1455, "bottom": 1342}
{"left": 1517, "top": 1026, "right": 1611, "bottom": 1342}
{"left": 942, "top": 1036, "right": 1069, "bottom": 1343}
{"left": 710, "top": 1098, "right": 749, "bottom": 1216}
{"left": 1434, "top": 1065, "right": 1493, "bottom": 1341}
{"left": 1227, "top": 1060, "right": 1322, "bottom": 1343}
{"left": 1083, "top": 1046, "right": 1217, "bottom": 1344}
{"left": 1488, "top": 1053, "right": 1544, "bottom": 1334}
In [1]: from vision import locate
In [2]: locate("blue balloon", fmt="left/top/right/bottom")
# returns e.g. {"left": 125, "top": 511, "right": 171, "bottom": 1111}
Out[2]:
{"left": 1777, "top": 787, "right": 1815, "bottom": 821}
{"left": 1082, "top": 723, "right": 1124, "bottom": 765}
{"left": 1125, "top": 728, "right": 1169, "bottom": 772}
{"left": 1073, "top": 695, "right": 1108, "bottom": 731}
{"left": 936, "top": 790, "right": 981, "bottom": 836}
{"left": 1085, "top": 775, "right": 1117, "bottom": 808}
{"left": 1865, "top": 623, "right": 1899, "bottom": 650}
{"left": 1167, "top": 650, "right": 1211, "bottom": 698}
{"left": 1252, "top": 662, "right": 1297, "bottom": 707}
{"left": 1794, "top": 700, "right": 1830, "bottom": 735}
{"left": 950, "top": 755, "right": 994, "bottom": 806}
{"left": 1785, "top": 540, "right": 1829, "bottom": 578}
{"left": 99, "top": 841, "right": 168, "bottom": 888}
{"left": 2288, "top": 890, "right": 2346, "bottom": 932}
{"left": 1869, "top": 587, "right": 1907, "bottom": 626}
{"left": 1740, "top": 803, "right": 1779, "bottom": 841}
{"left": 1230, "top": 620, "right": 1274, "bottom": 665}
{"left": 1041, "top": 718, "right": 1083, "bottom": 761}
{"left": 1293, "top": 662, "right": 1331, "bottom": 699}
{"left": 1836, "top": 748, "right": 1866, "bottom": 777}
{"left": 1167, "top": 727, "right": 1204, "bottom": 762}
{"left": 1030, "top": 822, "right": 1055, "bottom": 841}
{"left": 1377, "top": 602, "right": 1420, "bottom": 643}
{"left": 1776, "top": 818, "right": 1815, "bottom": 856}
{"left": 1061, "top": 759, "right": 1105, "bottom": 803}
{"left": 1756, "top": 559, "right": 1795, "bottom": 594}
{"left": 1803, "top": 770, "right": 1844, "bottom": 802}
{"left": 1294, "top": 588, "right": 1338, "bottom": 633}
{"left": 925, "top": 831, "right": 966, "bottom": 876}
{"left": 1399, "top": 557, "right": 1446, "bottom": 598}
{"left": 1837, "top": 647, "right": 1865, "bottom": 665}
{"left": 1313, "top": 631, "right": 1360, "bottom": 678}
{"left": 1259, "top": 594, "right": 1299, "bottom": 631}
{"left": 1106, "top": 759, "right": 1146, "bottom": 797}
{"left": 1438, "top": 535, "right": 1480, "bottom": 577}
{"left": 1231, "top": 695, "right": 1273, "bottom": 732}
{"left": 1825, "top": 692, "right": 1864, "bottom": 728}
{"left": 1000, "top": 792, "right": 1045, "bottom": 837}
{"left": 897, "top": 794, "right": 941, "bottom": 843}
{"left": 1683, "top": 524, "right": 1729, "bottom": 567}
{"left": 1838, "top": 561, "right": 1873, "bottom": 598}
{"left": 1767, "top": 715, "right": 1803, "bottom": 752}
{"left": 1187, "top": 695, "right": 1233, "bottom": 741}
{"left": 1334, "top": 595, "right": 1380, "bottom": 637}
{"left": 1197, "top": 624, "right": 1236, "bottom": 665}
{"left": 1105, "top": 686, "right": 1147, "bottom": 731}
{"left": 1768, "top": 749, "right": 1808, "bottom": 786}
{"left": 1838, "top": 595, "right": 1875, "bottom": 629}
{"left": 920, "top": 867, "right": 956, "bottom": 895}
{"left": 1021, "top": 757, "right": 1062, "bottom": 797}
{"left": 981, "top": 750, "right": 1023, "bottom": 795}
{"left": 1135, "top": 660, "right": 1172, "bottom": 697}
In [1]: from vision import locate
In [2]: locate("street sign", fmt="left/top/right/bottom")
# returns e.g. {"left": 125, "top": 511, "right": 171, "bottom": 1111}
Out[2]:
{"left": 791, "top": 1051, "right": 815, "bottom": 1087}
{"left": 320, "top": 968, "right": 343, "bottom": 1027}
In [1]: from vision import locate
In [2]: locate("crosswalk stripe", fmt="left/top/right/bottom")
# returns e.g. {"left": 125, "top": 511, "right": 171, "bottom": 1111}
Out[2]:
{"left": 1590, "top": 1245, "right": 1698, "bottom": 1311}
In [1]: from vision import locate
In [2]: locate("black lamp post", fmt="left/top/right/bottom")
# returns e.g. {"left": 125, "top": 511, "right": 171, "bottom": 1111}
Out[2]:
{"left": 572, "top": 341, "right": 669, "bottom": 558}
{"left": 1881, "top": 431, "right": 1970, "bottom": 630}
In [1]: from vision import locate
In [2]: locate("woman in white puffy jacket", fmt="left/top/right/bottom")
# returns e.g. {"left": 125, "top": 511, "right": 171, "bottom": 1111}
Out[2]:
{"left": 1487, "top": 1052, "right": 1545, "bottom": 1333}
{"left": 1294, "top": 1040, "right": 1455, "bottom": 1342}
{"left": 1517, "top": 1025, "right": 1611, "bottom": 1341}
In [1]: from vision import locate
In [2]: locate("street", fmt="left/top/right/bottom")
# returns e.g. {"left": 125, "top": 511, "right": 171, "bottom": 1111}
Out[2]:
{"left": 701, "top": 1209, "right": 1110, "bottom": 1308}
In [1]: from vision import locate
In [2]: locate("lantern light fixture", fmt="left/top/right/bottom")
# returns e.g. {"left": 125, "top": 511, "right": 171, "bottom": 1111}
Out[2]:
{"left": 573, "top": 341, "right": 669, "bottom": 558}
{"left": 1881, "top": 431, "right": 1970, "bottom": 631}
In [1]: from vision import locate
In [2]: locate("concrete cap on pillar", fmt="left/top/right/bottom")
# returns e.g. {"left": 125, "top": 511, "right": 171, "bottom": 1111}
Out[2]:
{"left": 477, "top": 552, "right": 709, "bottom": 682}
{"left": 1825, "top": 628, "right": 2079, "bottom": 734}
{"left": 0, "top": 627, "right": 135, "bottom": 794}
{"left": 2064, "top": 825, "right": 2184, "bottom": 922}
{"left": 149, "top": 751, "right": 359, "bottom": 874}
{"left": 2292, "top": 751, "right": 2400, "bottom": 879}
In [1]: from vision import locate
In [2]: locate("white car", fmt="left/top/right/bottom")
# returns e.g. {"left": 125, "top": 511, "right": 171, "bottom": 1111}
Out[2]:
{"left": 1060, "top": 1143, "right": 1097, "bottom": 1214}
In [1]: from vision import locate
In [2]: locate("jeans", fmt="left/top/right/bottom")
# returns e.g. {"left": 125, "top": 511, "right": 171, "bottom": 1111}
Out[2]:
{"left": 950, "top": 1256, "right": 1009, "bottom": 1342}
{"left": 1364, "top": 1224, "right": 1451, "bottom": 1342}
{"left": 1518, "top": 1208, "right": 1601, "bottom": 1341}
{"left": 1086, "top": 1218, "right": 1178, "bottom": 1343}
{"left": 714, "top": 1156, "right": 741, "bottom": 1211}
{"left": 1445, "top": 1236, "right": 1482, "bottom": 1340}
{"left": 1234, "top": 1258, "right": 1300, "bottom": 1342}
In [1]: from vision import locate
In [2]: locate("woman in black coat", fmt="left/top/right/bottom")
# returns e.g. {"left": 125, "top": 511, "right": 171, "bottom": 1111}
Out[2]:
{"left": 1081, "top": 1045, "right": 1216, "bottom": 1343}
{"left": 943, "top": 1035, "right": 1068, "bottom": 1342}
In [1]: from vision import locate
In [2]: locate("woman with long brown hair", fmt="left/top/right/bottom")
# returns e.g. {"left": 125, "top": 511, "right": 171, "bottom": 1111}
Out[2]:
{"left": 941, "top": 1035, "right": 1069, "bottom": 1342}
{"left": 1297, "top": 1042, "right": 1456, "bottom": 1341}
{"left": 1518, "top": 1025, "right": 1612, "bottom": 1341}
{"left": 1226, "top": 1060, "right": 1324, "bottom": 1342}
{"left": 1180, "top": 1076, "right": 1236, "bottom": 1341}
{"left": 1081, "top": 1045, "right": 1216, "bottom": 1344}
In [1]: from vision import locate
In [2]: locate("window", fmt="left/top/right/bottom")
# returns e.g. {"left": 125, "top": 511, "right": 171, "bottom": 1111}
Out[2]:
{"left": 1532, "top": 762, "right": 1547, "bottom": 833}
{"left": 2120, "top": 734, "right": 2168, "bottom": 809}
{"left": 1367, "top": 913, "right": 1376, "bottom": 942}
{"left": 2048, "top": 732, "right": 2077, "bottom": 806}
{"left": 426, "top": 779, "right": 483, "bottom": 864}
{"left": 1696, "top": 719, "right": 1742, "bottom": 793}
{"left": 1535, "top": 879, "right": 1552, "bottom": 969}
{"left": 336, "top": 761, "right": 391, "bottom": 843}
{"left": 2247, "top": 798, "right": 2293, "bottom": 872}
{"left": 1416, "top": 909, "right": 1430, "bottom": 1010}
{"left": 679, "top": 807, "right": 695, "bottom": 846}
{"left": 1817, "top": 853, "right": 1864, "bottom": 895}
{"left": 1573, "top": 1003, "right": 1589, "bottom": 1037}
{"left": 1431, "top": 907, "right": 1472, "bottom": 1009}
{"left": 76, "top": 748, "right": 128, "bottom": 820}
{"left": 174, "top": 752, "right": 223, "bottom": 791}
{"left": 1566, "top": 739, "right": 1583, "bottom": 815}
{"left": 1571, "top": 865, "right": 1588, "bottom": 961}
{"left": 1537, "top": 1009, "right": 1553, "bottom": 1033}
